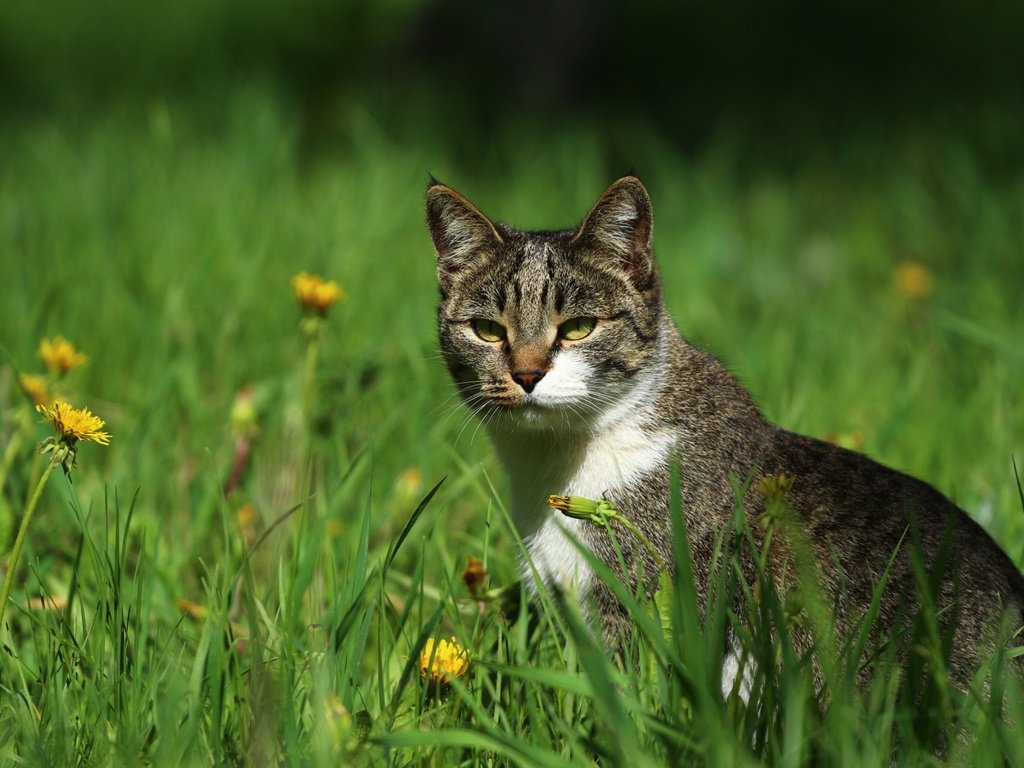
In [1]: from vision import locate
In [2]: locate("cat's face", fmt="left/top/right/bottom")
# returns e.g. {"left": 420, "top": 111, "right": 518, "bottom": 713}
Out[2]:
{"left": 427, "top": 177, "right": 664, "bottom": 432}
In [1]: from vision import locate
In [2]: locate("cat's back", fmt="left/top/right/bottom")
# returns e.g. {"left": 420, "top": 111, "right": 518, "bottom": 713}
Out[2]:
{"left": 658, "top": 329, "right": 1024, "bottom": 662}
{"left": 758, "top": 428, "right": 1024, "bottom": 685}
{"left": 659, "top": 327, "right": 1024, "bottom": 605}
{"left": 764, "top": 429, "right": 1024, "bottom": 600}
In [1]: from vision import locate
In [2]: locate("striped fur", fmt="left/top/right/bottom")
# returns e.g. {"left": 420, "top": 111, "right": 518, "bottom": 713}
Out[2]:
{"left": 427, "top": 176, "right": 1024, "bottom": 690}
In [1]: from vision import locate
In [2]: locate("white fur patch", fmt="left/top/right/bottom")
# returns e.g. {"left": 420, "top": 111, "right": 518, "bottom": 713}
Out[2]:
{"left": 531, "top": 352, "right": 591, "bottom": 402}
{"left": 517, "top": 419, "right": 674, "bottom": 595}
{"left": 565, "top": 417, "right": 674, "bottom": 500}
{"left": 721, "top": 636, "right": 755, "bottom": 702}
{"left": 524, "top": 515, "right": 593, "bottom": 594}
{"left": 595, "top": 197, "right": 642, "bottom": 255}
{"left": 499, "top": 344, "right": 673, "bottom": 596}
{"left": 523, "top": 352, "right": 593, "bottom": 426}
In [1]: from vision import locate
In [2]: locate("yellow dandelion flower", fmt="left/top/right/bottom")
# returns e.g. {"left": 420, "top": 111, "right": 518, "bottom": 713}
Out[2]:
{"left": 19, "top": 373, "right": 51, "bottom": 407}
{"left": 395, "top": 466, "right": 423, "bottom": 499}
{"left": 292, "top": 272, "right": 344, "bottom": 315}
{"left": 38, "top": 336, "right": 88, "bottom": 374}
{"left": 893, "top": 261, "right": 934, "bottom": 301}
{"left": 38, "top": 401, "right": 111, "bottom": 446}
{"left": 419, "top": 636, "right": 470, "bottom": 685}
{"left": 757, "top": 474, "right": 795, "bottom": 503}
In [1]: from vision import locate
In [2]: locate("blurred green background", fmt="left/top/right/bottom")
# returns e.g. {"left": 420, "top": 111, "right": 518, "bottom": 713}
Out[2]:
{"left": 1, "top": 0, "right": 1022, "bottom": 551}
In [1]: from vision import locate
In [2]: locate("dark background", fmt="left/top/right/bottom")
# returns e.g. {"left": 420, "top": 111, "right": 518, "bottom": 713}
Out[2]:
{"left": 3, "top": 0, "right": 1022, "bottom": 166}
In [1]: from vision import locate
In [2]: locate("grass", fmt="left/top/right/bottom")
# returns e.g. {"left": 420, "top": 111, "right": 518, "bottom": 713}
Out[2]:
{"left": 1, "top": 83, "right": 1023, "bottom": 765}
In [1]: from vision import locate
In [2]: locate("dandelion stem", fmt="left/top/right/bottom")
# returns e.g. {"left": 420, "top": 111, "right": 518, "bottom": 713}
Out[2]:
{"left": 613, "top": 514, "right": 666, "bottom": 574}
{"left": 0, "top": 456, "right": 58, "bottom": 630}
{"left": 302, "top": 334, "right": 320, "bottom": 430}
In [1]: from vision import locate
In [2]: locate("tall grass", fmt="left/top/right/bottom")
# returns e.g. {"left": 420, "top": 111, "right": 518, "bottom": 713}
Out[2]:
{"left": 1, "top": 84, "right": 1022, "bottom": 764}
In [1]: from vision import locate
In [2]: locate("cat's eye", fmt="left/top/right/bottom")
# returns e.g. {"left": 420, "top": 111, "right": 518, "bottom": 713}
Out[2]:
{"left": 558, "top": 317, "right": 597, "bottom": 342}
{"left": 471, "top": 319, "right": 507, "bottom": 343}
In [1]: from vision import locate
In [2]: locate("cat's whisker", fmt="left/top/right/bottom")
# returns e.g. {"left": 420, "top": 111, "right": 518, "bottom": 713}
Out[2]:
{"left": 446, "top": 392, "right": 490, "bottom": 442}
{"left": 453, "top": 410, "right": 484, "bottom": 447}
{"left": 471, "top": 409, "right": 496, "bottom": 447}
{"left": 430, "top": 382, "right": 491, "bottom": 419}
{"left": 431, "top": 396, "right": 470, "bottom": 422}
{"left": 452, "top": 397, "right": 491, "bottom": 438}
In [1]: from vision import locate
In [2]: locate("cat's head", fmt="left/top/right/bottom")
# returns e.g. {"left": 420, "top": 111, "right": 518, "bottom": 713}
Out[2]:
{"left": 426, "top": 176, "right": 664, "bottom": 432}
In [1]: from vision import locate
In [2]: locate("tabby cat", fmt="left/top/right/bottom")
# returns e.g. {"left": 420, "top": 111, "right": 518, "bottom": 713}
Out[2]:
{"left": 425, "top": 175, "right": 1024, "bottom": 689}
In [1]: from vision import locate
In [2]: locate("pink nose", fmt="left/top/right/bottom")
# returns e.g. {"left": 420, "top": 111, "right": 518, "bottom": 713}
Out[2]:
{"left": 512, "top": 370, "right": 545, "bottom": 393}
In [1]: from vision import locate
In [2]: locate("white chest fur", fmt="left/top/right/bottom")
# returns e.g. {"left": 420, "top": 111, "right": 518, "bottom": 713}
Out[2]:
{"left": 496, "top": 401, "right": 674, "bottom": 596}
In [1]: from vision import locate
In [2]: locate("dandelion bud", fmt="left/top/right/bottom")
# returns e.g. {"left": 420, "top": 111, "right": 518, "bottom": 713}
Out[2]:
{"left": 547, "top": 494, "right": 614, "bottom": 519}
{"left": 461, "top": 556, "right": 488, "bottom": 596}
{"left": 757, "top": 474, "right": 795, "bottom": 503}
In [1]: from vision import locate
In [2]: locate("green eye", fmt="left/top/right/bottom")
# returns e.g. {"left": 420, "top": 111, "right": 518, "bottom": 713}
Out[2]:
{"left": 558, "top": 317, "right": 597, "bottom": 341}
{"left": 471, "top": 319, "right": 507, "bottom": 343}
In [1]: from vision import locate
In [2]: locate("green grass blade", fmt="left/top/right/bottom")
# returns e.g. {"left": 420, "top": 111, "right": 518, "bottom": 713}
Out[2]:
{"left": 383, "top": 475, "right": 446, "bottom": 574}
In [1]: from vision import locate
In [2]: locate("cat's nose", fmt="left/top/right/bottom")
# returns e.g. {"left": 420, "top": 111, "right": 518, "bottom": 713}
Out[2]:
{"left": 512, "top": 370, "right": 545, "bottom": 394}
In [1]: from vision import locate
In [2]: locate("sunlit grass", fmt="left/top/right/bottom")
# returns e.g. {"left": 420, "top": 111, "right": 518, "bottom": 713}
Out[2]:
{"left": 0, "top": 84, "right": 1022, "bottom": 765}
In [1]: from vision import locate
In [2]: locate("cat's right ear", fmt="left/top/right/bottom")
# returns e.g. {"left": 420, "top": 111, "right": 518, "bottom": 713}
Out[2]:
{"left": 574, "top": 176, "right": 654, "bottom": 290}
{"left": 426, "top": 183, "right": 503, "bottom": 291}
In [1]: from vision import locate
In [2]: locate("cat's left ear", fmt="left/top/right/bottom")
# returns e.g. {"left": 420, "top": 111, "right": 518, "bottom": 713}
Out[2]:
{"left": 426, "top": 183, "right": 504, "bottom": 291}
{"left": 574, "top": 176, "right": 654, "bottom": 289}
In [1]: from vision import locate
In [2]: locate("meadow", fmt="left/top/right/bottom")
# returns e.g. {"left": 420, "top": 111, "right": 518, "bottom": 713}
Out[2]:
{"left": 1, "top": 85, "right": 1023, "bottom": 765}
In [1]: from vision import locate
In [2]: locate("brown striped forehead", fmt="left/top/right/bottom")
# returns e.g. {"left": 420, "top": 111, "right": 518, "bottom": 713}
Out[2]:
{"left": 442, "top": 229, "right": 638, "bottom": 323}
{"left": 501, "top": 240, "right": 554, "bottom": 337}
{"left": 447, "top": 234, "right": 553, "bottom": 307}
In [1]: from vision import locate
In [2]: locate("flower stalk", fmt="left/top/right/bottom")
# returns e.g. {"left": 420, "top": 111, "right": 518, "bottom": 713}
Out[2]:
{"left": 292, "top": 272, "right": 343, "bottom": 435}
{"left": 301, "top": 322, "right": 321, "bottom": 429}
{"left": 756, "top": 474, "right": 796, "bottom": 570}
{"left": 0, "top": 458, "right": 57, "bottom": 629}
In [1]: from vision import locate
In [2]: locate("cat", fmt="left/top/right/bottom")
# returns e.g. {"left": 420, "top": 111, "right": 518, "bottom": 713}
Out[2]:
{"left": 425, "top": 174, "right": 1024, "bottom": 690}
